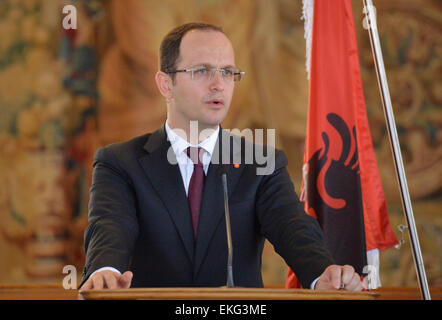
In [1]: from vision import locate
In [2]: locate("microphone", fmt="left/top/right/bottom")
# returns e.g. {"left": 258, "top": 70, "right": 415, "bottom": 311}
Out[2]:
{"left": 218, "top": 163, "right": 234, "bottom": 287}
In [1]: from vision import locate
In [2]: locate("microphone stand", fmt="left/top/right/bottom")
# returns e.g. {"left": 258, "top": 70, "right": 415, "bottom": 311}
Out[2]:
{"left": 220, "top": 165, "right": 234, "bottom": 287}
{"left": 363, "top": 0, "right": 431, "bottom": 300}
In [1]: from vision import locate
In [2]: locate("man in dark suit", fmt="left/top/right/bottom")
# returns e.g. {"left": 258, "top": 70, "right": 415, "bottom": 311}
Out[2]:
{"left": 80, "top": 23, "right": 364, "bottom": 291}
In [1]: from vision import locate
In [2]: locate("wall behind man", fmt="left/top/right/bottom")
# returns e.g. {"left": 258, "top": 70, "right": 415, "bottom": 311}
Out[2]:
{"left": 0, "top": 0, "right": 440, "bottom": 287}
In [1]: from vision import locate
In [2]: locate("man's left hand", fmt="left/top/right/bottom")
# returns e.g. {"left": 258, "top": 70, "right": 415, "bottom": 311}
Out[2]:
{"left": 315, "top": 265, "right": 365, "bottom": 291}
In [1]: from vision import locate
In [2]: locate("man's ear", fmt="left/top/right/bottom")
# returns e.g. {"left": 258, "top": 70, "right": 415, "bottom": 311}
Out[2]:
{"left": 155, "top": 71, "right": 173, "bottom": 101}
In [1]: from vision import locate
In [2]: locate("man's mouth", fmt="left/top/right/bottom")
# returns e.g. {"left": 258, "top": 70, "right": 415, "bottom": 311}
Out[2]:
{"left": 206, "top": 98, "right": 224, "bottom": 106}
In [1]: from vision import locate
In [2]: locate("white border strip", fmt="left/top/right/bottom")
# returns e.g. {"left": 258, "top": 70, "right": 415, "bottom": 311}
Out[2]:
{"left": 302, "top": 0, "right": 314, "bottom": 79}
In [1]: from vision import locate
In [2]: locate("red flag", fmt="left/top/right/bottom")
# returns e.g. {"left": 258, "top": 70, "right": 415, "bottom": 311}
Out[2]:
{"left": 286, "top": 0, "right": 398, "bottom": 289}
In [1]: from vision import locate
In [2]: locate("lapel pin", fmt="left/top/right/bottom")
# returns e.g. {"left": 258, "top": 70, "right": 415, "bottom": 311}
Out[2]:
{"left": 234, "top": 163, "right": 240, "bottom": 168}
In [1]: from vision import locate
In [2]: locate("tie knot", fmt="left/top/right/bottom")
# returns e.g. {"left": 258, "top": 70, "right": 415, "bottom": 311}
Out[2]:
{"left": 186, "top": 147, "right": 204, "bottom": 166}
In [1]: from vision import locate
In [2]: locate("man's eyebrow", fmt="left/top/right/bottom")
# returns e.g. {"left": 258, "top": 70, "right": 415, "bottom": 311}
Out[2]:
{"left": 190, "top": 63, "right": 237, "bottom": 69}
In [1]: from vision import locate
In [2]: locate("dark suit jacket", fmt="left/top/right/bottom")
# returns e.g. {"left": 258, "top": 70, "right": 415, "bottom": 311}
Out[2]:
{"left": 82, "top": 125, "right": 334, "bottom": 288}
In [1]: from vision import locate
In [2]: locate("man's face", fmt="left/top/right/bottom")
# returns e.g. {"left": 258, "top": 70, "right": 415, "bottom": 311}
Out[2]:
{"left": 168, "top": 30, "right": 236, "bottom": 130}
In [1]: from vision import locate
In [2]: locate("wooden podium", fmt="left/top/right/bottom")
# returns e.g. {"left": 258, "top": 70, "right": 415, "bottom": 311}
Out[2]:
{"left": 79, "top": 287, "right": 377, "bottom": 300}
{"left": 2, "top": 284, "right": 441, "bottom": 300}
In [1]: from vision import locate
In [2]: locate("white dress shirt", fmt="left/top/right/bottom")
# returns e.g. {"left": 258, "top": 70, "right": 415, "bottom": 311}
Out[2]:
{"left": 89, "top": 121, "right": 319, "bottom": 289}
{"left": 165, "top": 120, "right": 219, "bottom": 195}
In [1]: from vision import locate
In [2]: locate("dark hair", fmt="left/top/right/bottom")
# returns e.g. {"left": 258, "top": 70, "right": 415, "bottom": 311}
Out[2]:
{"left": 159, "top": 22, "right": 224, "bottom": 80}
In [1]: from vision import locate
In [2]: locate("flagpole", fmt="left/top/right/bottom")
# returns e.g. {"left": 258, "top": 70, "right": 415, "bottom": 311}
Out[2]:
{"left": 362, "top": 0, "right": 431, "bottom": 300}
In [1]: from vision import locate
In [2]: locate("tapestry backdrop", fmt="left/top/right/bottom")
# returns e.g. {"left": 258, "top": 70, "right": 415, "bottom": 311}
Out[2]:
{"left": 0, "top": 0, "right": 440, "bottom": 287}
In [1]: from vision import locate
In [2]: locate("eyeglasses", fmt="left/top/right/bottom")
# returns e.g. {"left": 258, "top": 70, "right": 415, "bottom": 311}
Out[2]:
{"left": 166, "top": 66, "right": 245, "bottom": 82}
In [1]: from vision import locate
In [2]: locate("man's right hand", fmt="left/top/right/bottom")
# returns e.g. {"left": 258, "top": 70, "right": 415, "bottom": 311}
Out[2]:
{"left": 79, "top": 270, "right": 133, "bottom": 291}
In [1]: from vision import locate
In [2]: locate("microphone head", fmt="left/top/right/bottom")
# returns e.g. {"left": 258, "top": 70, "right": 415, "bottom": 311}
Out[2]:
{"left": 218, "top": 164, "right": 230, "bottom": 176}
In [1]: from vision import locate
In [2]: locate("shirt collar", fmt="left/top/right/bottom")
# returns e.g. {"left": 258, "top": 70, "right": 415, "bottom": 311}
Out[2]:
{"left": 165, "top": 120, "right": 220, "bottom": 159}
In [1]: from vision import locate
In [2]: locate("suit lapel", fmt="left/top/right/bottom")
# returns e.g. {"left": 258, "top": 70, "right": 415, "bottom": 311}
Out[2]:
{"left": 138, "top": 124, "right": 195, "bottom": 264}
{"left": 194, "top": 129, "right": 245, "bottom": 277}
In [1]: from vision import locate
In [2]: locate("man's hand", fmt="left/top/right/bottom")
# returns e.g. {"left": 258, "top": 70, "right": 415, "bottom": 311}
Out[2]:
{"left": 79, "top": 270, "right": 133, "bottom": 291}
{"left": 315, "top": 265, "right": 364, "bottom": 291}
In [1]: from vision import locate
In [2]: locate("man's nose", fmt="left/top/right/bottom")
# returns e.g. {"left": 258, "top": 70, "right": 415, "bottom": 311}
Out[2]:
{"left": 209, "top": 70, "right": 224, "bottom": 91}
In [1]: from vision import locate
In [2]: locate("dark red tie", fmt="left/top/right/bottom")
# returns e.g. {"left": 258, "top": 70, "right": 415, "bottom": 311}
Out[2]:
{"left": 187, "top": 147, "right": 205, "bottom": 239}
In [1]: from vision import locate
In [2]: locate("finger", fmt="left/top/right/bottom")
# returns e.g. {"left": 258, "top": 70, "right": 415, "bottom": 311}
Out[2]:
{"left": 328, "top": 266, "right": 343, "bottom": 289}
{"left": 345, "top": 273, "right": 363, "bottom": 291}
{"left": 341, "top": 265, "right": 355, "bottom": 286}
{"left": 92, "top": 274, "right": 104, "bottom": 290}
{"left": 119, "top": 271, "right": 133, "bottom": 289}
{"left": 79, "top": 279, "right": 93, "bottom": 292}
{"left": 103, "top": 272, "right": 118, "bottom": 289}
{"left": 315, "top": 271, "right": 335, "bottom": 290}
